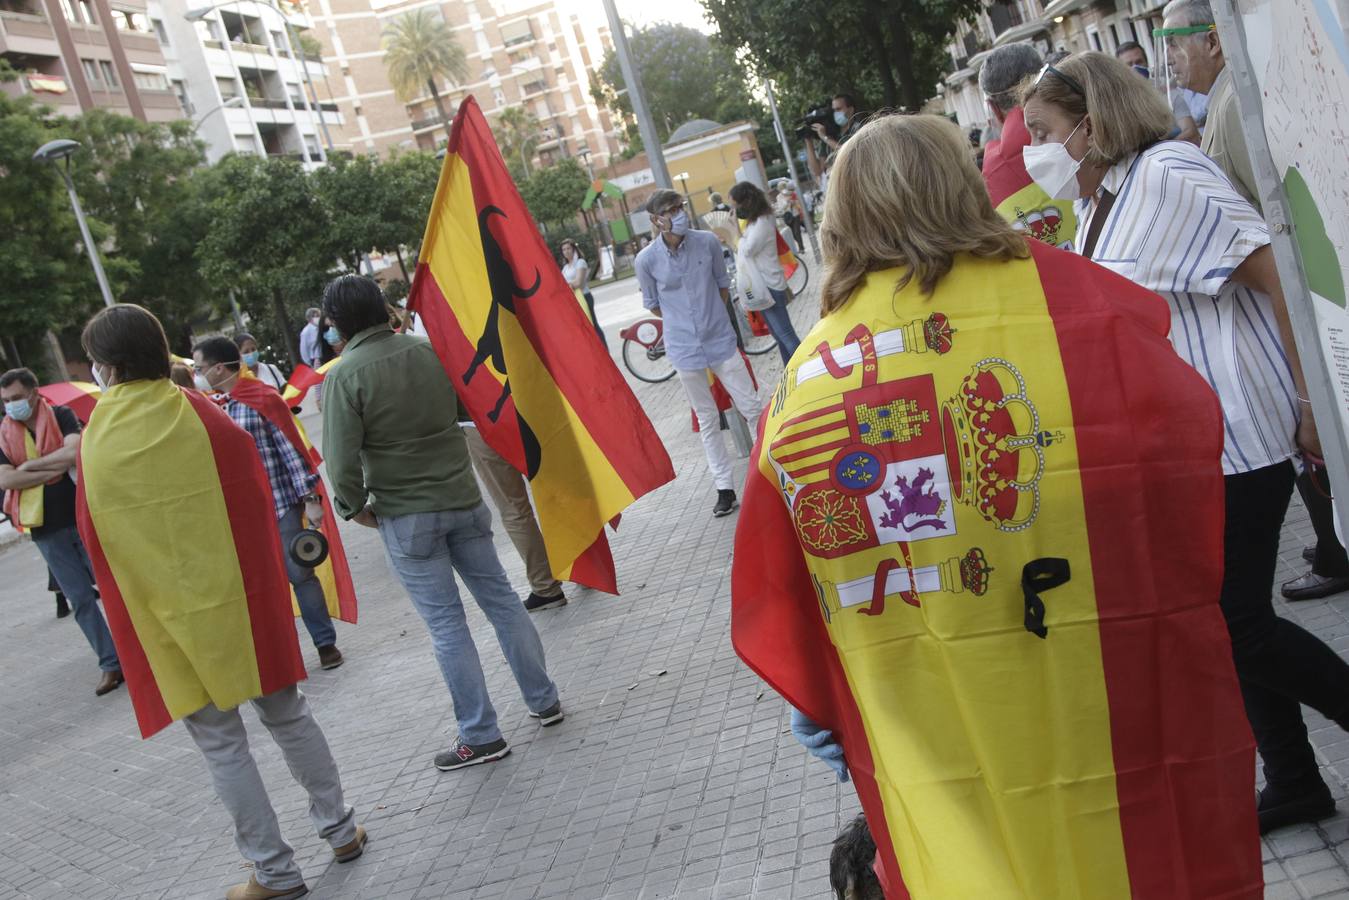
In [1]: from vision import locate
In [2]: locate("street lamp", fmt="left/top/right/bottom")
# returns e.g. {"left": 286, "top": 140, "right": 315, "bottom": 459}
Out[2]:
{"left": 193, "top": 93, "right": 245, "bottom": 124}
{"left": 33, "top": 139, "right": 115, "bottom": 308}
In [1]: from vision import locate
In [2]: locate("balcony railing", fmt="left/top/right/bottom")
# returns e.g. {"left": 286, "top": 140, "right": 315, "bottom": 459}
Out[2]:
{"left": 410, "top": 112, "right": 445, "bottom": 132}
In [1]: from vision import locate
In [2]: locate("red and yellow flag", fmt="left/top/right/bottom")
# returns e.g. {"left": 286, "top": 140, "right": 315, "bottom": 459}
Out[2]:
{"left": 982, "top": 107, "right": 1078, "bottom": 250}
{"left": 76, "top": 380, "right": 306, "bottom": 738}
{"left": 280, "top": 358, "right": 341, "bottom": 406}
{"left": 230, "top": 376, "right": 358, "bottom": 624}
{"left": 733, "top": 242, "right": 1260, "bottom": 898}
{"left": 408, "top": 96, "right": 674, "bottom": 593}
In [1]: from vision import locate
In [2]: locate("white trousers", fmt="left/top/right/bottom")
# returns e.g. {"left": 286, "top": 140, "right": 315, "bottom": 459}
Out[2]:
{"left": 677, "top": 354, "right": 763, "bottom": 492}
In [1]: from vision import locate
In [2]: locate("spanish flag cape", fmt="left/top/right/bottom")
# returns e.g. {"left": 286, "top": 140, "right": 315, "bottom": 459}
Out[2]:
{"left": 76, "top": 379, "right": 306, "bottom": 738}
{"left": 408, "top": 96, "right": 674, "bottom": 593}
{"left": 982, "top": 107, "right": 1078, "bottom": 251}
{"left": 0, "top": 395, "right": 65, "bottom": 530}
{"left": 229, "top": 375, "right": 358, "bottom": 624}
{"left": 732, "top": 241, "right": 1260, "bottom": 898}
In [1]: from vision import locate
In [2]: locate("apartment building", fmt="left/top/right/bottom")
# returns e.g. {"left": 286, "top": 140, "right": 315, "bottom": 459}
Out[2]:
{"left": 148, "top": 0, "right": 344, "bottom": 165}
{"left": 1, "top": 0, "right": 182, "bottom": 120}
{"left": 940, "top": 0, "right": 1166, "bottom": 131}
{"left": 306, "top": 0, "right": 618, "bottom": 164}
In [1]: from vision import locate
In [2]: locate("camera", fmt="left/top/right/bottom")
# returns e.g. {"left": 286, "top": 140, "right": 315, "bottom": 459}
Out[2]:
{"left": 795, "top": 104, "right": 841, "bottom": 141}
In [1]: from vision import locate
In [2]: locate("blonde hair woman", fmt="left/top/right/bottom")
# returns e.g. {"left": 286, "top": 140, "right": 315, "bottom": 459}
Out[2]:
{"left": 1022, "top": 51, "right": 1349, "bottom": 835}
{"left": 731, "top": 114, "right": 1261, "bottom": 898}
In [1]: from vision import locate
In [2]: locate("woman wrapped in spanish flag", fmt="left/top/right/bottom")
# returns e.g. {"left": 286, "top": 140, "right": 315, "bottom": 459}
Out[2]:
{"left": 731, "top": 114, "right": 1262, "bottom": 898}
{"left": 76, "top": 305, "right": 366, "bottom": 900}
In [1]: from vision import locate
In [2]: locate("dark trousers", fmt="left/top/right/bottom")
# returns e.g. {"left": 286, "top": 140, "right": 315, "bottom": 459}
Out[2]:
{"left": 1296, "top": 468, "right": 1349, "bottom": 576}
{"left": 581, "top": 290, "right": 605, "bottom": 347}
{"left": 1222, "top": 462, "right": 1349, "bottom": 790}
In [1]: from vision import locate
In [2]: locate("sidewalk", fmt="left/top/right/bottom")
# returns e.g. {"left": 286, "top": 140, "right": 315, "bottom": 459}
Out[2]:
{"left": 2, "top": 285, "right": 1349, "bottom": 899}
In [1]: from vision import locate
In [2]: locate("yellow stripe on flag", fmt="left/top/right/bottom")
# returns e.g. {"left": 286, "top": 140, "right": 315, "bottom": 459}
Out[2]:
{"left": 762, "top": 256, "right": 1130, "bottom": 896}
{"left": 424, "top": 154, "right": 636, "bottom": 570}
{"left": 82, "top": 381, "right": 263, "bottom": 721}
{"left": 18, "top": 431, "right": 44, "bottom": 527}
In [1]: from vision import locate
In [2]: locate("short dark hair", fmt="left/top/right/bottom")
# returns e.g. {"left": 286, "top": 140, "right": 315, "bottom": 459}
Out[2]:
{"left": 1114, "top": 40, "right": 1144, "bottom": 57}
{"left": 728, "top": 181, "right": 773, "bottom": 223}
{"left": 322, "top": 274, "right": 391, "bottom": 341}
{"left": 833, "top": 93, "right": 856, "bottom": 109}
{"left": 645, "top": 189, "right": 683, "bottom": 216}
{"left": 81, "top": 304, "right": 171, "bottom": 383}
{"left": 0, "top": 367, "right": 38, "bottom": 390}
{"left": 232, "top": 332, "right": 257, "bottom": 349}
{"left": 193, "top": 336, "right": 242, "bottom": 368}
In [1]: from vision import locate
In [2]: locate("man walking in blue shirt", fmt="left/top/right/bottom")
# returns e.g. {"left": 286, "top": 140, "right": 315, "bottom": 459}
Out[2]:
{"left": 635, "top": 189, "right": 763, "bottom": 517}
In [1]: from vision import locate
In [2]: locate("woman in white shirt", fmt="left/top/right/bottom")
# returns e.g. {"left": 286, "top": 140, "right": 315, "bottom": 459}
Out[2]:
{"left": 233, "top": 333, "right": 287, "bottom": 392}
{"left": 729, "top": 181, "right": 802, "bottom": 366}
{"left": 1021, "top": 50, "right": 1346, "bottom": 834}
{"left": 560, "top": 240, "right": 605, "bottom": 347}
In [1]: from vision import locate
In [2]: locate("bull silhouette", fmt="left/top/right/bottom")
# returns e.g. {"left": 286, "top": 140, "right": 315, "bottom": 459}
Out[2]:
{"left": 463, "top": 204, "right": 543, "bottom": 478}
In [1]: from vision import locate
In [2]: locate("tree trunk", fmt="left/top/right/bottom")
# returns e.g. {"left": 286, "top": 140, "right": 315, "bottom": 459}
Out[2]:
{"left": 395, "top": 247, "right": 411, "bottom": 283}
{"left": 864, "top": 19, "right": 899, "bottom": 108}
{"left": 888, "top": 10, "right": 922, "bottom": 111}
{"left": 272, "top": 286, "right": 299, "bottom": 368}
{"left": 429, "top": 80, "right": 452, "bottom": 142}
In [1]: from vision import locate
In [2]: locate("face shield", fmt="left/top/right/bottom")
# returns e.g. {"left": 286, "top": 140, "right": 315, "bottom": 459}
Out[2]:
{"left": 1152, "top": 23, "right": 1217, "bottom": 98}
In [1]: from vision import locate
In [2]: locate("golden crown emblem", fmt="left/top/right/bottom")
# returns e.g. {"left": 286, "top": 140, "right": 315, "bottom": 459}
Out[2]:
{"left": 940, "top": 358, "right": 1062, "bottom": 532}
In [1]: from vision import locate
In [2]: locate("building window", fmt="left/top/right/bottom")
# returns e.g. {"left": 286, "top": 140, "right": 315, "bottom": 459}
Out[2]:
{"left": 152, "top": 17, "right": 168, "bottom": 43}
{"left": 113, "top": 10, "right": 150, "bottom": 31}
{"left": 99, "top": 60, "right": 118, "bottom": 86}
{"left": 171, "top": 78, "right": 192, "bottom": 114}
{"left": 63, "top": 0, "right": 96, "bottom": 24}
{"left": 81, "top": 58, "right": 99, "bottom": 84}
{"left": 133, "top": 70, "right": 168, "bottom": 90}
{"left": 287, "top": 81, "right": 303, "bottom": 104}
{"left": 1086, "top": 25, "right": 1102, "bottom": 51}
{"left": 492, "top": 88, "right": 506, "bottom": 107}
{"left": 216, "top": 75, "right": 240, "bottom": 99}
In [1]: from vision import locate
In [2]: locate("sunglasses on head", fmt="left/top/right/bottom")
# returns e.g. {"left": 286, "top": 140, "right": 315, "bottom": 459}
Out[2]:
{"left": 1034, "top": 63, "right": 1085, "bottom": 97}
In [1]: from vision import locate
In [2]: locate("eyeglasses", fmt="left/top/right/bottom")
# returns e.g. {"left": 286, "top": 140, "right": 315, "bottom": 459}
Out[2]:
{"left": 1034, "top": 63, "right": 1085, "bottom": 97}
{"left": 1152, "top": 23, "right": 1216, "bottom": 37}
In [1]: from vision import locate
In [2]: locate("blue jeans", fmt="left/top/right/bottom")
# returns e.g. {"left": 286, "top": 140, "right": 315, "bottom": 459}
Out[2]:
{"left": 764, "top": 288, "right": 802, "bottom": 365}
{"left": 277, "top": 504, "right": 336, "bottom": 649}
{"left": 32, "top": 525, "right": 120, "bottom": 672}
{"left": 377, "top": 503, "right": 559, "bottom": 744}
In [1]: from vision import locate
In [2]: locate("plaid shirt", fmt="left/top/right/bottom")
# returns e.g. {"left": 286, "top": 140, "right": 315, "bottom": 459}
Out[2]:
{"left": 226, "top": 399, "right": 317, "bottom": 519}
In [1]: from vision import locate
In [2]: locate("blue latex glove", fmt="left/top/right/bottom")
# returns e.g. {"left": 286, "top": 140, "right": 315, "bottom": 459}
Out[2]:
{"left": 790, "top": 707, "right": 849, "bottom": 782}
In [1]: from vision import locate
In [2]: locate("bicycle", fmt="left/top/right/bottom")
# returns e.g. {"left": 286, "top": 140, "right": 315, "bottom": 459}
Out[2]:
{"left": 619, "top": 318, "right": 676, "bottom": 383}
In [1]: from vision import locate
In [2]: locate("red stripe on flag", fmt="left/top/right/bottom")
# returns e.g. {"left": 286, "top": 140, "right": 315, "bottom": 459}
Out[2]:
{"left": 75, "top": 470, "right": 174, "bottom": 738}
{"left": 183, "top": 388, "right": 307, "bottom": 696}
{"left": 1033, "top": 241, "right": 1261, "bottom": 897}
{"left": 568, "top": 530, "right": 618, "bottom": 595}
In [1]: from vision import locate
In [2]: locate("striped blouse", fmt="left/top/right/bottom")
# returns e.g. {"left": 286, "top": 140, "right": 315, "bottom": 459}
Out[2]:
{"left": 1075, "top": 141, "right": 1297, "bottom": 475}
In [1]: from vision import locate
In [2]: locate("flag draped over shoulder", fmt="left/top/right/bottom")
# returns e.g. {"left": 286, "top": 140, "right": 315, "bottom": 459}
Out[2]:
{"left": 732, "top": 242, "right": 1261, "bottom": 899}
{"left": 229, "top": 377, "right": 358, "bottom": 624}
{"left": 77, "top": 380, "right": 306, "bottom": 738}
{"left": 408, "top": 96, "right": 674, "bottom": 593}
{"left": 982, "top": 107, "right": 1078, "bottom": 250}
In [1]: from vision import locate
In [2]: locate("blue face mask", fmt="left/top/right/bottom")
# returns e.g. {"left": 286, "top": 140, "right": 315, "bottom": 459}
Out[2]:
{"left": 833, "top": 109, "right": 848, "bottom": 127}
{"left": 241, "top": 351, "right": 259, "bottom": 366}
{"left": 323, "top": 327, "right": 342, "bottom": 346}
{"left": 668, "top": 210, "right": 690, "bottom": 236}
{"left": 4, "top": 398, "right": 32, "bottom": 421}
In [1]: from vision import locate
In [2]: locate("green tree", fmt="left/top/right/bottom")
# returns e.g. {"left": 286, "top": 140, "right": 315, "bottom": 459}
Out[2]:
{"left": 702, "top": 0, "right": 981, "bottom": 112}
{"left": 382, "top": 8, "right": 469, "bottom": 142}
{"left": 492, "top": 105, "right": 542, "bottom": 182}
{"left": 200, "top": 155, "right": 335, "bottom": 366}
{"left": 65, "top": 110, "right": 213, "bottom": 350}
{"left": 518, "top": 159, "right": 590, "bottom": 228}
{"left": 383, "top": 150, "right": 441, "bottom": 273}
{"left": 591, "top": 22, "right": 766, "bottom": 155}
{"left": 311, "top": 153, "right": 385, "bottom": 272}
{"left": 0, "top": 70, "right": 91, "bottom": 375}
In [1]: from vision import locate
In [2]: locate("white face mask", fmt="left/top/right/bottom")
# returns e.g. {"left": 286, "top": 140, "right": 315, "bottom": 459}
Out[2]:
{"left": 194, "top": 373, "right": 214, "bottom": 392}
{"left": 1022, "top": 117, "right": 1088, "bottom": 201}
{"left": 91, "top": 364, "right": 111, "bottom": 390}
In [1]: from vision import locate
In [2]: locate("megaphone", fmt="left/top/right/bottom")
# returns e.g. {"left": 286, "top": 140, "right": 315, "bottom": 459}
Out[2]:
{"left": 288, "top": 528, "right": 329, "bottom": 568}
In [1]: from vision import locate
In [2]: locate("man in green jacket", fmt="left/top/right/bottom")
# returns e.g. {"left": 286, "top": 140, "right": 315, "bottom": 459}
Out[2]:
{"left": 321, "top": 275, "right": 563, "bottom": 771}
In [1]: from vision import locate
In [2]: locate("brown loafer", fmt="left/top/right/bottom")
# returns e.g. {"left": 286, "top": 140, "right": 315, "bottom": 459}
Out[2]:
{"left": 95, "top": 669, "right": 124, "bottom": 696}
{"left": 317, "top": 645, "right": 344, "bottom": 670}
{"left": 224, "top": 875, "right": 307, "bottom": 899}
{"left": 333, "top": 825, "right": 367, "bottom": 863}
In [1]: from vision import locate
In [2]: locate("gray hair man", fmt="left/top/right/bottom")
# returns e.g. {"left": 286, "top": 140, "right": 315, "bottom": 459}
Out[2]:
{"left": 635, "top": 188, "right": 763, "bottom": 518}
{"left": 978, "top": 42, "right": 1042, "bottom": 132}
{"left": 1161, "top": 0, "right": 1256, "bottom": 204}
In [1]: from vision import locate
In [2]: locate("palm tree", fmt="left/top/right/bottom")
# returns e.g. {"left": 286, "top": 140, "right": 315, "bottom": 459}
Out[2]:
{"left": 494, "top": 105, "right": 542, "bottom": 180}
{"left": 382, "top": 9, "right": 468, "bottom": 141}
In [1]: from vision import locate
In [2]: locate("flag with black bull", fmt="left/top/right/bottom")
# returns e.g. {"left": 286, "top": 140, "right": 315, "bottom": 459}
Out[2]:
{"left": 408, "top": 96, "right": 675, "bottom": 593}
